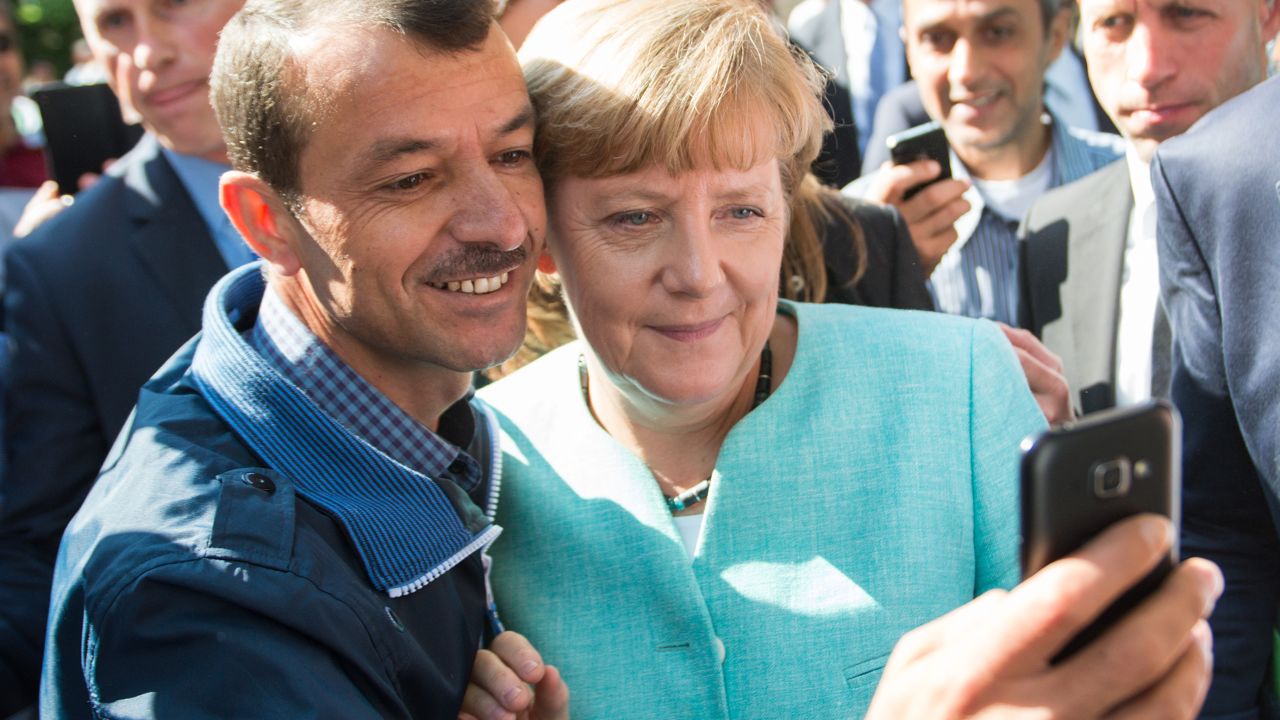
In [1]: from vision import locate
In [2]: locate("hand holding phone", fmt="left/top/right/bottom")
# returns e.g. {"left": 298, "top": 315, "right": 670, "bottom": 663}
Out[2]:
{"left": 33, "top": 83, "right": 143, "bottom": 195}
{"left": 887, "top": 121, "right": 952, "bottom": 200}
{"left": 866, "top": 122, "right": 969, "bottom": 276}
{"left": 1020, "top": 400, "right": 1181, "bottom": 662}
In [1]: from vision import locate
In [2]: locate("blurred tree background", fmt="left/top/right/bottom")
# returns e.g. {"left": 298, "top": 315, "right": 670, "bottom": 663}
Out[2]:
{"left": 15, "top": 0, "right": 82, "bottom": 77}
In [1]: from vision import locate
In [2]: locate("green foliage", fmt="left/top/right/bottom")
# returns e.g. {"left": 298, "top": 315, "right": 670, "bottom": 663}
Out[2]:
{"left": 15, "top": 0, "right": 83, "bottom": 77}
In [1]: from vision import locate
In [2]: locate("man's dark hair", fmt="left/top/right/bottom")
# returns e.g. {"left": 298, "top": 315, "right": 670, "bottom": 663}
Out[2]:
{"left": 211, "top": 0, "right": 497, "bottom": 206}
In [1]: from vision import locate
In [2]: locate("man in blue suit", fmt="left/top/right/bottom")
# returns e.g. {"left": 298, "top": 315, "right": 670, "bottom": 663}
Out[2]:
{"left": 0, "top": 0, "right": 251, "bottom": 711}
{"left": 1155, "top": 74, "right": 1280, "bottom": 719}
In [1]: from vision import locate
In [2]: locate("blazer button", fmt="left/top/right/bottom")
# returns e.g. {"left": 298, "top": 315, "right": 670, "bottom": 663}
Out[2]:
{"left": 713, "top": 636, "right": 726, "bottom": 664}
{"left": 241, "top": 472, "right": 276, "bottom": 494}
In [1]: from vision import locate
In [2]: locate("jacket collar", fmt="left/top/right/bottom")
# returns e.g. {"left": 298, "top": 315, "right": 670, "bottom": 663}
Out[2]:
{"left": 191, "top": 263, "right": 499, "bottom": 597}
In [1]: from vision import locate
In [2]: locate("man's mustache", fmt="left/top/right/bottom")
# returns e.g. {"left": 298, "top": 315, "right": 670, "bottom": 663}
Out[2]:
{"left": 428, "top": 245, "right": 529, "bottom": 281}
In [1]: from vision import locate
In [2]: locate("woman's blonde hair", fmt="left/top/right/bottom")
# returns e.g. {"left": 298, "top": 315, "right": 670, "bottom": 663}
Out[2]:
{"left": 492, "top": 0, "right": 866, "bottom": 377}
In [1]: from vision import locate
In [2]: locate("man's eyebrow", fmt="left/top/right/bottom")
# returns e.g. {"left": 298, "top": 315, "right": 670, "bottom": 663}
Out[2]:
{"left": 497, "top": 105, "right": 536, "bottom": 137}
{"left": 360, "top": 105, "right": 535, "bottom": 173}
{"left": 366, "top": 138, "right": 440, "bottom": 169}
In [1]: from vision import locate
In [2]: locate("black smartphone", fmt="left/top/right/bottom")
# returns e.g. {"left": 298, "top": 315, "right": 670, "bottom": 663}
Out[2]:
{"left": 33, "top": 83, "right": 144, "bottom": 194}
{"left": 1020, "top": 400, "right": 1181, "bottom": 663}
{"left": 886, "top": 121, "right": 952, "bottom": 200}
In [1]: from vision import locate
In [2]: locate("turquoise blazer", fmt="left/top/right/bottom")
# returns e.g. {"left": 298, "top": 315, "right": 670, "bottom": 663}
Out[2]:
{"left": 480, "top": 302, "right": 1046, "bottom": 719}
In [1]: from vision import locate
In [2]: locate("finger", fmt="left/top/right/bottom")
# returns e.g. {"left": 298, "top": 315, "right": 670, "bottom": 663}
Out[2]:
{"left": 973, "top": 515, "right": 1175, "bottom": 671}
{"left": 907, "top": 177, "right": 970, "bottom": 214}
{"left": 869, "top": 160, "right": 943, "bottom": 204}
{"left": 905, "top": 194, "right": 970, "bottom": 238}
{"left": 34, "top": 179, "right": 60, "bottom": 200}
{"left": 1103, "top": 619, "right": 1213, "bottom": 720}
{"left": 532, "top": 664, "right": 571, "bottom": 720}
{"left": 997, "top": 324, "right": 1064, "bottom": 374}
{"left": 1057, "top": 559, "right": 1221, "bottom": 715}
{"left": 489, "top": 630, "right": 546, "bottom": 683}
{"left": 1008, "top": 345, "right": 1070, "bottom": 424}
{"left": 911, "top": 227, "right": 959, "bottom": 275}
{"left": 461, "top": 680, "right": 517, "bottom": 720}
{"left": 473, "top": 647, "right": 534, "bottom": 713}
{"left": 78, "top": 172, "right": 103, "bottom": 191}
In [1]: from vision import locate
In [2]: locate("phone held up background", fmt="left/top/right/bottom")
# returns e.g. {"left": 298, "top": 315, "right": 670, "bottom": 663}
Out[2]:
{"left": 886, "top": 120, "right": 952, "bottom": 200}
{"left": 33, "top": 83, "right": 144, "bottom": 194}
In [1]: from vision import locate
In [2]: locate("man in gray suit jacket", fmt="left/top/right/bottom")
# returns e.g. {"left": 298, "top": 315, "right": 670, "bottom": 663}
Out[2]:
{"left": 0, "top": 0, "right": 248, "bottom": 711}
{"left": 1156, "top": 74, "right": 1280, "bottom": 719}
{"left": 1019, "top": 0, "right": 1280, "bottom": 415}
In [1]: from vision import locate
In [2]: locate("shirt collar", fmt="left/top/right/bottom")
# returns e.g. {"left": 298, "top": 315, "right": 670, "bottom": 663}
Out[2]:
{"left": 1125, "top": 142, "right": 1155, "bottom": 218}
{"left": 1124, "top": 142, "right": 1157, "bottom": 248}
{"left": 160, "top": 147, "right": 257, "bottom": 269}
{"left": 249, "top": 282, "right": 483, "bottom": 491}
{"left": 949, "top": 113, "right": 1070, "bottom": 251}
{"left": 190, "top": 263, "right": 498, "bottom": 596}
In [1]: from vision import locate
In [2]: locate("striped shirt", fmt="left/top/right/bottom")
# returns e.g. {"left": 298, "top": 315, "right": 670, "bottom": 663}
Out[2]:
{"left": 843, "top": 114, "right": 1122, "bottom": 325}
{"left": 930, "top": 117, "right": 1122, "bottom": 324}
{"left": 248, "top": 284, "right": 483, "bottom": 492}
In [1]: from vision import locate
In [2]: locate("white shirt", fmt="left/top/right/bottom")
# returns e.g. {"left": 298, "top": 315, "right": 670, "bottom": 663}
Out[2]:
{"left": 926, "top": 145, "right": 1053, "bottom": 321}
{"left": 672, "top": 513, "right": 704, "bottom": 559}
{"left": 1114, "top": 146, "right": 1160, "bottom": 406}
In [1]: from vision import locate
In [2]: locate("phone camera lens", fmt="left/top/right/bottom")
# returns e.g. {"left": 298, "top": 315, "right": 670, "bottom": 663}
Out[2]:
{"left": 1093, "top": 458, "right": 1132, "bottom": 499}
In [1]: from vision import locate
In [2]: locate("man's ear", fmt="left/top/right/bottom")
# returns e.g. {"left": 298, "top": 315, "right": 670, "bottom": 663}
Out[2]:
{"left": 220, "top": 171, "right": 303, "bottom": 276}
{"left": 537, "top": 247, "right": 557, "bottom": 275}
{"left": 1261, "top": 0, "right": 1280, "bottom": 44}
{"left": 1044, "top": 6, "right": 1072, "bottom": 68}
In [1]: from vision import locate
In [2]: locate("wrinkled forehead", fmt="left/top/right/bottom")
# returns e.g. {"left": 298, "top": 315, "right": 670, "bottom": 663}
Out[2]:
{"left": 904, "top": 0, "right": 1042, "bottom": 29}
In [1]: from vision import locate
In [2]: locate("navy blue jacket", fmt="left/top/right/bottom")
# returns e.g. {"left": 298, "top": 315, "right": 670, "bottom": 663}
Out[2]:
{"left": 42, "top": 274, "right": 495, "bottom": 718}
{"left": 0, "top": 135, "right": 227, "bottom": 712}
{"left": 1155, "top": 76, "right": 1280, "bottom": 719}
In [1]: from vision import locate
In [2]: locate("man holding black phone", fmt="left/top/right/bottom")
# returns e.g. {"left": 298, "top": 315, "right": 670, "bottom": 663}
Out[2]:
{"left": 844, "top": 0, "right": 1121, "bottom": 327}
{"left": 0, "top": 0, "right": 250, "bottom": 711}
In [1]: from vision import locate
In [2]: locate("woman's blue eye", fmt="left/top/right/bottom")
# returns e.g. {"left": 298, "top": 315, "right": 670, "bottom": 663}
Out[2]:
{"left": 731, "top": 207, "right": 760, "bottom": 220}
{"left": 618, "top": 211, "right": 652, "bottom": 226}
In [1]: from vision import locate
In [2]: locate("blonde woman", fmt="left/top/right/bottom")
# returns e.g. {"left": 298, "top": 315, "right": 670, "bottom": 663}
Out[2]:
{"left": 462, "top": 1, "right": 1219, "bottom": 717}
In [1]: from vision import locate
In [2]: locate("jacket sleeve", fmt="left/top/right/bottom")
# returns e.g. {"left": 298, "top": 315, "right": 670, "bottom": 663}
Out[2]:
{"left": 58, "top": 559, "right": 394, "bottom": 720}
{"left": 0, "top": 246, "right": 109, "bottom": 713}
{"left": 968, "top": 320, "right": 1047, "bottom": 593}
{"left": 1153, "top": 150, "right": 1280, "bottom": 716}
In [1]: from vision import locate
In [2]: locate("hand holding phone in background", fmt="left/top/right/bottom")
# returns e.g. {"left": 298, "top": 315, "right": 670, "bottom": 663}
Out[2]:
{"left": 864, "top": 121, "right": 971, "bottom": 277}
{"left": 15, "top": 83, "right": 138, "bottom": 239}
{"left": 12, "top": 167, "right": 112, "bottom": 239}
{"left": 32, "top": 83, "right": 141, "bottom": 196}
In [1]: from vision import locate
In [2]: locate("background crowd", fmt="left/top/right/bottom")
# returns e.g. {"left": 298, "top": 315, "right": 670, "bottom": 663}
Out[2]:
{"left": 0, "top": 0, "right": 1274, "bottom": 717}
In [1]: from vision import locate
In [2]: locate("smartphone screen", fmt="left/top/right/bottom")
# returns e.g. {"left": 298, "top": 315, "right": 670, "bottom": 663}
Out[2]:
{"left": 1020, "top": 400, "right": 1181, "bottom": 662}
{"left": 33, "top": 83, "right": 144, "bottom": 194}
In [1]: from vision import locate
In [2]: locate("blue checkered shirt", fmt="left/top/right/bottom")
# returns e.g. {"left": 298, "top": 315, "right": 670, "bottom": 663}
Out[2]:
{"left": 929, "top": 118, "right": 1123, "bottom": 324}
{"left": 247, "top": 285, "right": 483, "bottom": 492}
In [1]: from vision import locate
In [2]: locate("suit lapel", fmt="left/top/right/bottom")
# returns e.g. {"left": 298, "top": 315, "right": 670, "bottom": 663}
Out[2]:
{"left": 1064, "top": 162, "right": 1132, "bottom": 407}
{"left": 122, "top": 136, "right": 228, "bottom": 333}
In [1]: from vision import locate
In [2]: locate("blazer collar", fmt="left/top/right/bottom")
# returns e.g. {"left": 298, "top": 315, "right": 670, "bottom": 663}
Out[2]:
{"left": 119, "top": 134, "right": 229, "bottom": 331}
